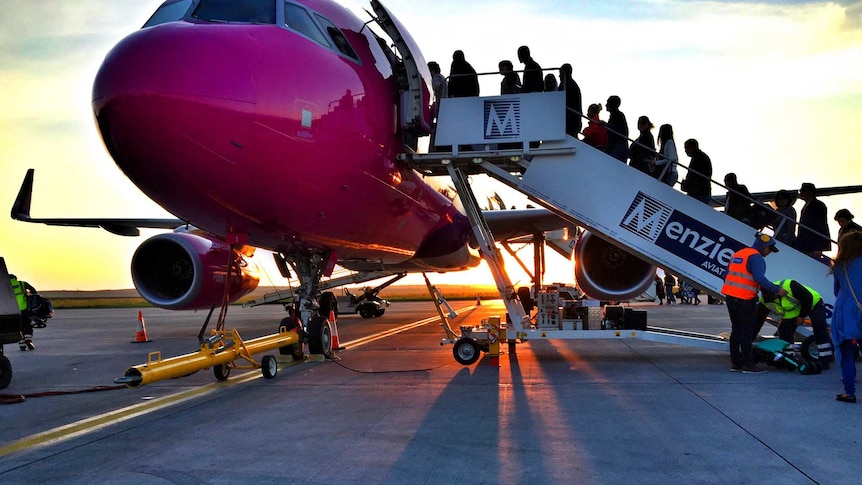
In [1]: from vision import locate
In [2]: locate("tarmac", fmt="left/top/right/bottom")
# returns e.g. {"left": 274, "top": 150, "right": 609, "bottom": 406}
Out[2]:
{"left": 0, "top": 299, "right": 860, "bottom": 484}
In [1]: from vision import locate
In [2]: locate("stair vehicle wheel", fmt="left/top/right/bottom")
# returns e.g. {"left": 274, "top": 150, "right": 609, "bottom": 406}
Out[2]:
{"left": 307, "top": 315, "right": 332, "bottom": 355}
{"left": 0, "top": 355, "right": 11, "bottom": 389}
{"left": 261, "top": 355, "right": 278, "bottom": 379}
{"left": 214, "top": 363, "right": 231, "bottom": 381}
{"left": 800, "top": 336, "right": 819, "bottom": 361}
{"left": 374, "top": 308, "right": 386, "bottom": 317}
{"left": 453, "top": 338, "right": 481, "bottom": 365}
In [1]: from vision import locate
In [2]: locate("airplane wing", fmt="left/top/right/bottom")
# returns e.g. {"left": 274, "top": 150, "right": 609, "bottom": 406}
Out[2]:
{"left": 11, "top": 169, "right": 184, "bottom": 236}
{"left": 709, "top": 185, "right": 862, "bottom": 208}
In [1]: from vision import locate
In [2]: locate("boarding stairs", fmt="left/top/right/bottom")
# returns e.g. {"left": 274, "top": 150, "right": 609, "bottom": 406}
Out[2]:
{"left": 404, "top": 91, "right": 836, "bottom": 333}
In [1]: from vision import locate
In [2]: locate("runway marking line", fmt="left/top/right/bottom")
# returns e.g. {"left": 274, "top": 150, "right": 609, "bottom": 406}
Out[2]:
{"left": 0, "top": 305, "right": 474, "bottom": 458}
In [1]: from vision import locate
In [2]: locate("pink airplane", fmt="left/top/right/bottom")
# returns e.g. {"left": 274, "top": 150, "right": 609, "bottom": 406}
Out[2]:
{"left": 12, "top": 0, "right": 657, "bottom": 353}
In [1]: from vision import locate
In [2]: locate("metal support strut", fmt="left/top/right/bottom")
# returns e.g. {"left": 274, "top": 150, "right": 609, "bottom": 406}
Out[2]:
{"left": 445, "top": 163, "right": 530, "bottom": 332}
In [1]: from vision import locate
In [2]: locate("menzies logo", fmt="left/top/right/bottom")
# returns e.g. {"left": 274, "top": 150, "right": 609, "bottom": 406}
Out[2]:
{"left": 484, "top": 99, "right": 520, "bottom": 139}
{"left": 620, "top": 192, "right": 747, "bottom": 278}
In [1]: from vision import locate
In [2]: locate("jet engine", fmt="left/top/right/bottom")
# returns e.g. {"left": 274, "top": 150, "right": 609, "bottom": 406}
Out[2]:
{"left": 131, "top": 232, "right": 259, "bottom": 310}
{"left": 574, "top": 231, "right": 655, "bottom": 301}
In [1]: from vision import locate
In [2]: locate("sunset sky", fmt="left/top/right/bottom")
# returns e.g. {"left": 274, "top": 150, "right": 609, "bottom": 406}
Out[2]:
{"left": 1, "top": 0, "right": 861, "bottom": 290}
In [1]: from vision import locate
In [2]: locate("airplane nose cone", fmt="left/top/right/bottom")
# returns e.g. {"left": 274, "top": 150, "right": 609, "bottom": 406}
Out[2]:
{"left": 93, "top": 23, "right": 256, "bottom": 107}
{"left": 92, "top": 23, "right": 256, "bottom": 176}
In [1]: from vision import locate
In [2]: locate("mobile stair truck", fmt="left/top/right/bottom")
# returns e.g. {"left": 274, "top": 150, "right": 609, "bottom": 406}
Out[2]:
{"left": 403, "top": 90, "right": 834, "bottom": 364}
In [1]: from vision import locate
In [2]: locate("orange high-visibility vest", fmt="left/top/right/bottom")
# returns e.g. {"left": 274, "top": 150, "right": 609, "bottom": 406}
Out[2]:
{"left": 721, "top": 247, "right": 759, "bottom": 299}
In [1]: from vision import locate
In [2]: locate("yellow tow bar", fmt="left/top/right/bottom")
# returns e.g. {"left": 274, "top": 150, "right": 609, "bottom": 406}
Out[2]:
{"left": 115, "top": 326, "right": 300, "bottom": 388}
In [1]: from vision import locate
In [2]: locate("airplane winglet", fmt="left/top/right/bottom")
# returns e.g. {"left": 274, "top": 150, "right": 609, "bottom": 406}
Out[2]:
{"left": 11, "top": 169, "right": 34, "bottom": 221}
{"left": 9, "top": 168, "right": 185, "bottom": 237}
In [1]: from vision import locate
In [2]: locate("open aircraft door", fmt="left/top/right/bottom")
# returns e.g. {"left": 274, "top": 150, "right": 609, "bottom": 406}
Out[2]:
{"left": 370, "top": 0, "right": 435, "bottom": 137}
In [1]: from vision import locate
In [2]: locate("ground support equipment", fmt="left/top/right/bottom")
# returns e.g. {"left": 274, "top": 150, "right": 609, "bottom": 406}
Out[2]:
{"left": 753, "top": 338, "right": 824, "bottom": 374}
{"left": 0, "top": 258, "right": 22, "bottom": 389}
{"left": 115, "top": 326, "right": 300, "bottom": 388}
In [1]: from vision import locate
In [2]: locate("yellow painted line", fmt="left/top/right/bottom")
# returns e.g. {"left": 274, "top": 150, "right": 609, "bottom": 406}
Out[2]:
{"left": 0, "top": 367, "right": 267, "bottom": 457}
{"left": 342, "top": 305, "right": 474, "bottom": 348}
{"left": 0, "top": 306, "right": 474, "bottom": 457}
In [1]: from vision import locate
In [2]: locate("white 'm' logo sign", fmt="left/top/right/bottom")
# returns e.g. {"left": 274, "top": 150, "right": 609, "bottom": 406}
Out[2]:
{"left": 484, "top": 99, "right": 520, "bottom": 139}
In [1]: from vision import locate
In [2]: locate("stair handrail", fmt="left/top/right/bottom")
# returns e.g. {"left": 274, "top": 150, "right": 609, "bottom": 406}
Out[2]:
{"left": 436, "top": 68, "right": 835, "bottom": 251}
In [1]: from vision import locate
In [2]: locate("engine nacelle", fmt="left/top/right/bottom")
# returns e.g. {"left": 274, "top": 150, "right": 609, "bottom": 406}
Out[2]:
{"left": 574, "top": 231, "right": 655, "bottom": 301}
{"left": 131, "top": 232, "right": 259, "bottom": 310}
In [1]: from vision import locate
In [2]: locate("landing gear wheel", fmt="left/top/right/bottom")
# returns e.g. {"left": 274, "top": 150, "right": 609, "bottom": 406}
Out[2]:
{"left": 278, "top": 317, "right": 304, "bottom": 357}
{"left": 453, "top": 338, "right": 481, "bottom": 365}
{"left": 307, "top": 315, "right": 332, "bottom": 356}
{"left": 0, "top": 355, "right": 11, "bottom": 389}
{"left": 319, "top": 292, "right": 338, "bottom": 319}
{"left": 800, "top": 336, "right": 819, "bottom": 361}
{"left": 261, "top": 355, "right": 278, "bottom": 379}
{"left": 278, "top": 317, "right": 305, "bottom": 360}
{"left": 213, "top": 363, "right": 231, "bottom": 381}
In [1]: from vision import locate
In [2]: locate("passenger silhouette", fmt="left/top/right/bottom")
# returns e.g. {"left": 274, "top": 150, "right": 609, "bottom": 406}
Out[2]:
{"left": 835, "top": 208, "right": 862, "bottom": 238}
{"left": 772, "top": 190, "right": 797, "bottom": 247}
{"left": 605, "top": 95, "right": 628, "bottom": 162}
{"left": 427, "top": 61, "right": 448, "bottom": 115}
{"left": 629, "top": 115, "right": 655, "bottom": 175}
{"left": 544, "top": 73, "right": 558, "bottom": 92}
{"left": 498, "top": 60, "right": 521, "bottom": 95}
{"left": 582, "top": 103, "right": 607, "bottom": 150}
{"left": 654, "top": 124, "right": 678, "bottom": 186}
{"left": 681, "top": 139, "right": 713, "bottom": 204}
{"left": 724, "top": 173, "right": 754, "bottom": 223}
{"left": 797, "top": 182, "right": 831, "bottom": 259}
{"left": 558, "top": 64, "right": 582, "bottom": 137}
{"left": 447, "top": 50, "right": 479, "bottom": 98}
{"left": 517, "top": 46, "right": 543, "bottom": 93}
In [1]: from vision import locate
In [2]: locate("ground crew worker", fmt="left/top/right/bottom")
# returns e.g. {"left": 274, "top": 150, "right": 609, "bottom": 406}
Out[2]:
{"left": 756, "top": 280, "right": 833, "bottom": 367}
{"left": 721, "top": 233, "right": 786, "bottom": 373}
{"left": 10, "top": 274, "right": 37, "bottom": 351}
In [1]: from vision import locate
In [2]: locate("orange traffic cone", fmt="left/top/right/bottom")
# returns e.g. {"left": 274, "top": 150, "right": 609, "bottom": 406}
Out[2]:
{"left": 330, "top": 315, "right": 343, "bottom": 351}
{"left": 131, "top": 311, "right": 152, "bottom": 343}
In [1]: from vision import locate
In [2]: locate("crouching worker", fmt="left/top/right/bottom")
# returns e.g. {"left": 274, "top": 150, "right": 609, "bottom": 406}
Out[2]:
{"left": 756, "top": 279, "right": 833, "bottom": 368}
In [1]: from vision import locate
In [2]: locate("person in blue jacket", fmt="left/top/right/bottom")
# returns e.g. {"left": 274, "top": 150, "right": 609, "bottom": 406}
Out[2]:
{"left": 831, "top": 231, "right": 862, "bottom": 403}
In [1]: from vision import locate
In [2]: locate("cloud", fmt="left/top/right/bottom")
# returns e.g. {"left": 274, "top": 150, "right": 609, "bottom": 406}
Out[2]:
{"left": 0, "top": 1, "right": 161, "bottom": 69}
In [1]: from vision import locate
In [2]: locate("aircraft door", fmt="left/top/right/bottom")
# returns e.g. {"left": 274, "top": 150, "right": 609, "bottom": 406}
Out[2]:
{"left": 370, "top": 0, "right": 434, "bottom": 137}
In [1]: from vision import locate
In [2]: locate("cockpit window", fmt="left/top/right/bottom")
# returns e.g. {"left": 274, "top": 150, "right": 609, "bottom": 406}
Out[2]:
{"left": 192, "top": 0, "right": 276, "bottom": 24}
{"left": 314, "top": 14, "right": 358, "bottom": 61}
{"left": 284, "top": 3, "right": 330, "bottom": 47}
{"left": 143, "top": 0, "right": 195, "bottom": 28}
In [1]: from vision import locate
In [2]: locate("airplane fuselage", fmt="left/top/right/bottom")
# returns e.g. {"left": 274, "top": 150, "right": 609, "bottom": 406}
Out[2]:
{"left": 93, "top": 0, "right": 473, "bottom": 271}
